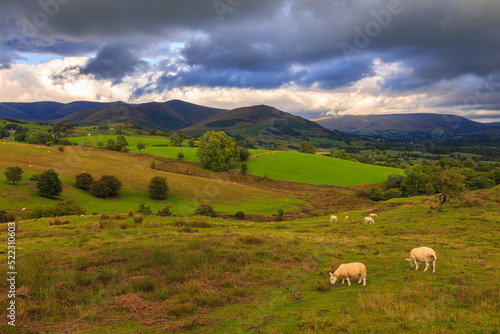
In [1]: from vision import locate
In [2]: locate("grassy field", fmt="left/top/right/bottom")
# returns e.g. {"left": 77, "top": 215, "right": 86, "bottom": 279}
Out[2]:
{"left": 65, "top": 135, "right": 270, "bottom": 162}
{"left": 246, "top": 152, "right": 405, "bottom": 187}
{"left": 0, "top": 142, "right": 300, "bottom": 216}
{"left": 0, "top": 186, "right": 498, "bottom": 333}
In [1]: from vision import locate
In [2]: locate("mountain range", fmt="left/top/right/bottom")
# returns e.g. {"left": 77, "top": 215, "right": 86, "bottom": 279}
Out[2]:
{"left": 1, "top": 100, "right": 499, "bottom": 140}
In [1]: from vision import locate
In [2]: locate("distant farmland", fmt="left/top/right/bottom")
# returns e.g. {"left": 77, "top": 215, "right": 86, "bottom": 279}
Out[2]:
{"left": 246, "top": 152, "right": 404, "bottom": 187}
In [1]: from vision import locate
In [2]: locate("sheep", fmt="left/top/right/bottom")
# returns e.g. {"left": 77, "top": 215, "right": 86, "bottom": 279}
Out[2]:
{"left": 406, "top": 247, "right": 437, "bottom": 273}
{"left": 330, "top": 262, "right": 367, "bottom": 286}
{"left": 330, "top": 215, "right": 337, "bottom": 222}
{"left": 20, "top": 208, "right": 26, "bottom": 211}
{"left": 345, "top": 216, "right": 349, "bottom": 220}
{"left": 369, "top": 213, "right": 377, "bottom": 218}
{"left": 364, "top": 216, "right": 375, "bottom": 224}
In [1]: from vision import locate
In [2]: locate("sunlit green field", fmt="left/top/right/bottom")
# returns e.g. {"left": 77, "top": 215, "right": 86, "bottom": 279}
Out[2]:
{"left": 246, "top": 152, "right": 405, "bottom": 186}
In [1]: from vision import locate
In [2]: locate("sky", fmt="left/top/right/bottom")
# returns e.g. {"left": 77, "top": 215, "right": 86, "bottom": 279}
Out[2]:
{"left": 1, "top": 0, "right": 500, "bottom": 122}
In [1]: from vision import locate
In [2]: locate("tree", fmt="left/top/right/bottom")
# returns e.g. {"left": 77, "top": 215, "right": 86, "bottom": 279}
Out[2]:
{"left": 386, "top": 174, "right": 404, "bottom": 189}
{"left": 0, "top": 210, "right": 15, "bottom": 223}
{"left": 136, "top": 143, "right": 146, "bottom": 153}
{"left": 433, "top": 167, "right": 466, "bottom": 212}
{"left": 148, "top": 176, "right": 169, "bottom": 200}
{"left": 300, "top": 141, "right": 316, "bottom": 154}
{"left": 196, "top": 131, "right": 240, "bottom": 172}
{"left": 36, "top": 169, "right": 63, "bottom": 198}
{"left": 177, "top": 152, "right": 185, "bottom": 160}
{"left": 116, "top": 135, "right": 129, "bottom": 150}
{"left": 4, "top": 166, "right": 23, "bottom": 184}
{"left": 334, "top": 149, "right": 352, "bottom": 160}
{"left": 400, "top": 165, "right": 437, "bottom": 197}
{"left": 170, "top": 134, "right": 183, "bottom": 146}
{"left": 239, "top": 148, "right": 250, "bottom": 161}
{"left": 75, "top": 172, "right": 95, "bottom": 190}
{"left": 90, "top": 175, "right": 122, "bottom": 198}
{"left": 240, "top": 163, "right": 248, "bottom": 174}
{"left": 188, "top": 138, "right": 196, "bottom": 147}
{"left": 239, "top": 138, "right": 256, "bottom": 149}
{"left": 58, "top": 146, "right": 64, "bottom": 153}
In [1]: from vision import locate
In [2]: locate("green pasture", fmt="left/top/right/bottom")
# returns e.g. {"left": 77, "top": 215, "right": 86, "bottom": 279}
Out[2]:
{"left": 246, "top": 152, "right": 404, "bottom": 186}
{"left": 0, "top": 143, "right": 300, "bottom": 216}
{"left": 1, "top": 186, "right": 498, "bottom": 333}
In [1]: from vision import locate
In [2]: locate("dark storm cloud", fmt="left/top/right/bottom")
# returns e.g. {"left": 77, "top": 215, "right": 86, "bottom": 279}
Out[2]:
{"left": 80, "top": 44, "right": 147, "bottom": 83}
{"left": 1, "top": 0, "right": 500, "bottom": 92}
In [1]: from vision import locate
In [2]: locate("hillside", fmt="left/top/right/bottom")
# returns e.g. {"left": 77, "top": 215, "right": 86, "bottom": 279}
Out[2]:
{"left": 0, "top": 101, "right": 111, "bottom": 120}
{"left": 181, "top": 104, "right": 347, "bottom": 142}
{"left": 313, "top": 113, "right": 500, "bottom": 136}
{"left": 53, "top": 100, "right": 227, "bottom": 130}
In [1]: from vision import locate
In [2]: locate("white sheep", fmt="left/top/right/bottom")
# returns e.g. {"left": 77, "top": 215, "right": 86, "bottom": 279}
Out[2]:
{"left": 406, "top": 247, "right": 437, "bottom": 273}
{"left": 330, "top": 215, "right": 337, "bottom": 222}
{"left": 21, "top": 208, "right": 26, "bottom": 211}
{"left": 369, "top": 213, "right": 377, "bottom": 218}
{"left": 364, "top": 216, "right": 375, "bottom": 224}
{"left": 330, "top": 262, "right": 367, "bottom": 286}
{"left": 345, "top": 216, "right": 349, "bottom": 220}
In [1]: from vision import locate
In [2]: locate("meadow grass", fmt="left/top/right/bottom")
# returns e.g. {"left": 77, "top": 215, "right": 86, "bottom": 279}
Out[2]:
{"left": 246, "top": 151, "right": 405, "bottom": 186}
{"left": 0, "top": 186, "right": 498, "bottom": 333}
{"left": 0, "top": 143, "right": 299, "bottom": 216}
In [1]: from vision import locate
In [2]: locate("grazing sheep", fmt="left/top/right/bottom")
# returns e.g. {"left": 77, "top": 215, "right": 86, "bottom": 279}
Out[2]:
{"left": 406, "top": 247, "right": 437, "bottom": 273}
{"left": 345, "top": 216, "right": 349, "bottom": 220}
{"left": 21, "top": 208, "right": 26, "bottom": 211}
{"left": 330, "top": 215, "right": 337, "bottom": 222}
{"left": 330, "top": 262, "right": 367, "bottom": 286}
{"left": 369, "top": 213, "right": 377, "bottom": 218}
{"left": 364, "top": 216, "right": 375, "bottom": 224}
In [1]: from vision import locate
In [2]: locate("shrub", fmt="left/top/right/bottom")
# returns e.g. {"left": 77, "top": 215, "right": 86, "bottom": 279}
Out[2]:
{"left": 148, "top": 176, "right": 169, "bottom": 200}
{"left": 300, "top": 141, "right": 316, "bottom": 154}
{"left": 194, "top": 204, "right": 217, "bottom": 217}
{"left": 75, "top": 172, "right": 95, "bottom": 190}
{"left": 157, "top": 206, "right": 173, "bottom": 217}
{"left": 386, "top": 174, "right": 404, "bottom": 189}
{"left": 137, "top": 203, "right": 152, "bottom": 215}
{"left": 27, "top": 199, "right": 85, "bottom": 219}
{"left": 240, "top": 163, "right": 248, "bottom": 175}
{"left": 36, "top": 169, "right": 62, "bottom": 198}
{"left": 234, "top": 211, "right": 245, "bottom": 219}
{"left": 49, "top": 218, "right": 69, "bottom": 226}
{"left": 239, "top": 148, "right": 250, "bottom": 161}
{"left": 369, "top": 187, "right": 385, "bottom": 201}
{"left": 134, "top": 215, "right": 144, "bottom": 224}
{"left": 89, "top": 175, "right": 122, "bottom": 198}
{"left": 150, "top": 160, "right": 157, "bottom": 169}
{"left": 128, "top": 209, "right": 134, "bottom": 217}
{"left": 275, "top": 208, "right": 285, "bottom": 222}
{"left": 177, "top": 152, "right": 185, "bottom": 160}
{"left": 384, "top": 188, "right": 402, "bottom": 200}
{"left": 0, "top": 210, "right": 15, "bottom": 223}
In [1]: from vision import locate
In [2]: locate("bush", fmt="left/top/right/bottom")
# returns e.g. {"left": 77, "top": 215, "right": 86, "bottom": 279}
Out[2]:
{"left": 275, "top": 208, "right": 285, "bottom": 222}
{"left": 36, "top": 169, "right": 63, "bottom": 198}
{"left": 369, "top": 187, "right": 385, "bottom": 201}
{"left": 177, "top": 152, "right": 185, "bottom": 160}
{"left": 148, "top": 176, "right": 169, "bottom": 200}
{"left": 240, "top": 163, "right": 248, "bottom": 175}
{"left": 75, "top": 172, "right": 95, "bottom": 190}
{"left": 386, "top": 174, "right": 404, "bottom": 189}
{"left": 137, "top": 203, "right": 152, "bottom": 215}
{"left": 134, "top": 215, "right": 144, "bottom": 224}
{"left": 234, "top": 211, "right": 245, "bottom": 219}
{"left": 194, "top": 204, "right": 217, "bottom": 217}
{"left": 157, "top": 206, "right": 173, "bottom": 217}
{"left": 89, "top": 175, "right": 122, "bottom": 198}
{"left": 300, "top": 141, "right": 316, "bottom": 154}
{"left": 384, "top": 188, "right": 402, "bottom": 200}
{"left": 27, "top": 199, "right": 85, "bottom": 219}
{"left": 49, "top": 218, "right": 69, "bottom": 226}
{"left": 239, "top": 148, "right": 250, "bottom": 161}
{"left": 150, "top": 160, "right": 157, "bottom": 169}
{"left": 0, "top": 210, "right": 15, "bottom": 223}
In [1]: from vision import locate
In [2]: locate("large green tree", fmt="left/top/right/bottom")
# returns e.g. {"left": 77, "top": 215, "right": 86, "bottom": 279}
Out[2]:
{"left": 433, "top": 167, "right": 466, "bottom": 212}
{"left": 4, "top": 166, "right": 23, "bottom": 184}
{"left": 196, "top": 131, "right": 240, "bottom": 172}
{"left": 90, "top": 175, "right": 122, "bottom": 198}
{"left": 36, "top": 169, "right": 63, "bottom": 198}
{"left": 170, "top": 134, "right": 183, "bottom": 146}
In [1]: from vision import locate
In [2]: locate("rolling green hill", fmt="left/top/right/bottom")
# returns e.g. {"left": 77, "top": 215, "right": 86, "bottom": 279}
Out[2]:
{"left": 246, "top": 152, "right": 404, "bottom": 186}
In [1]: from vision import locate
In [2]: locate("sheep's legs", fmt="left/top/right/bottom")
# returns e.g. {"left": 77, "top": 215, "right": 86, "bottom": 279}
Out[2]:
{"left": 424, "top": 262, "right": 430, "bottom": 272}
{"left": 432, "top": 261, "right": 436, "bottom": 273}
{"left": 346, "top": 278, "right": 351, "bottom": 286}
{"left": 415, "top": 261, "right": 419, "bottom": 270}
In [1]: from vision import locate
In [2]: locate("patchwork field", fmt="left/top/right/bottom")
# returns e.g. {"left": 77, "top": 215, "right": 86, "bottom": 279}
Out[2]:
{"left": 0, "top": 186, "right": 498, "bottom": 333}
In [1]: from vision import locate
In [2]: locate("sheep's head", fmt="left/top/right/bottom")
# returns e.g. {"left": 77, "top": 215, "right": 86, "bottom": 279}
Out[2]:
{"left": 329, "top": 272, "right": 337, "bottom": 284}
{"left": 406, "top": 258, "right": 415, "bottom": 268}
